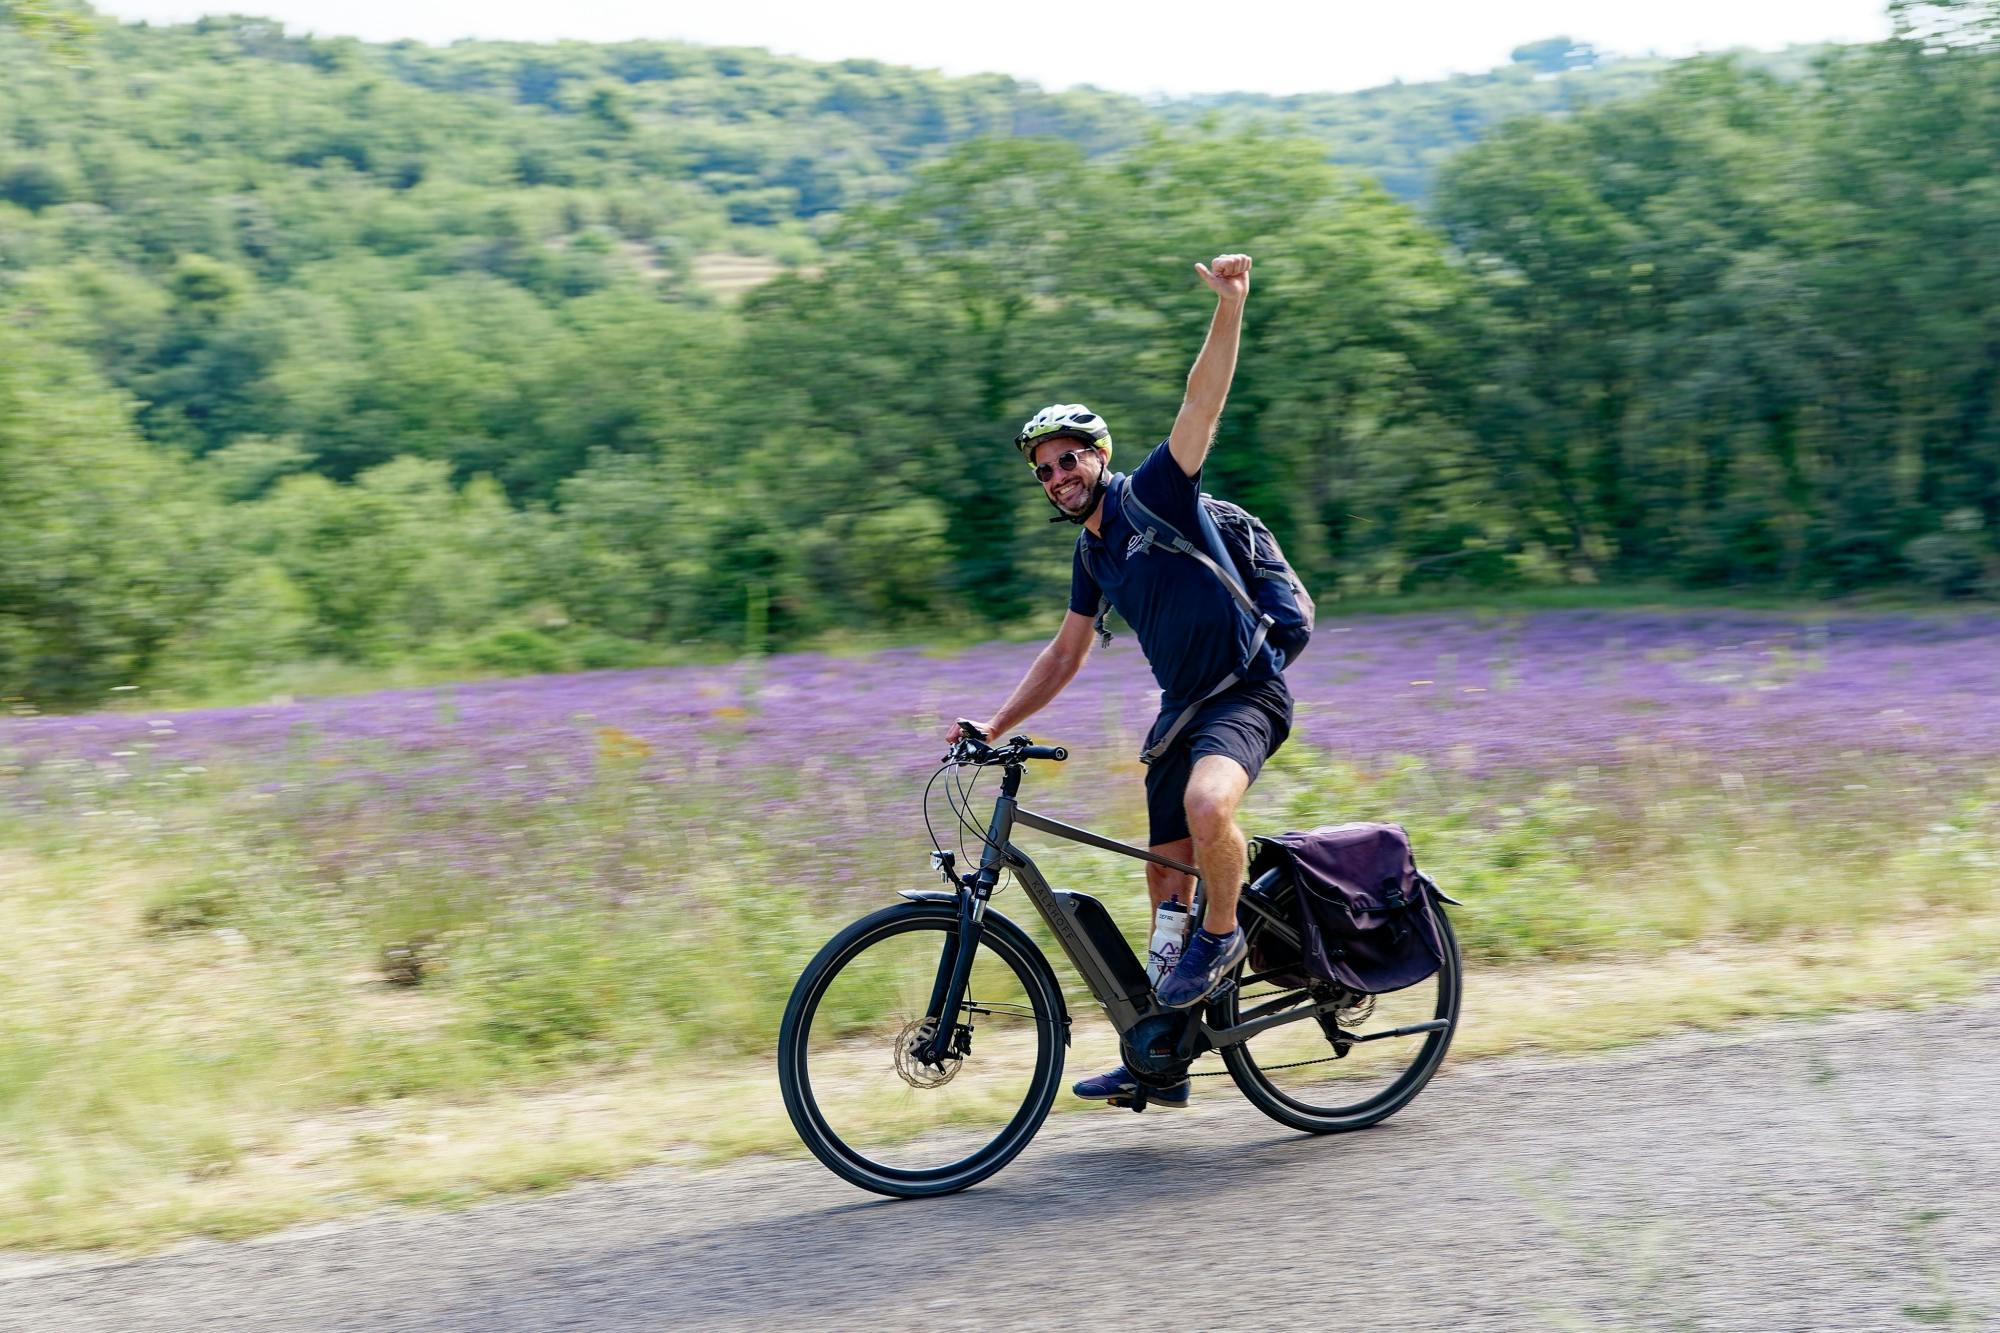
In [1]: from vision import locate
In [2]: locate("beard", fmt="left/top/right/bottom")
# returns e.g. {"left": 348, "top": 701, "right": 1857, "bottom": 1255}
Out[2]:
{"left": 1051, "top": 475, "right": 1093, "bottom": 514}
{"left": 1050, "top": 454, "right": 1107, "bottom": 509}
{"left": 1045, "top": 469, "right": 1106, "bottom": 525}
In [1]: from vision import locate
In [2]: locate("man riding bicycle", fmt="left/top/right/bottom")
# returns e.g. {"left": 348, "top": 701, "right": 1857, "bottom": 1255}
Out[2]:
{"left": 945, "top": 252, "right": 1291, "bottom": 1111}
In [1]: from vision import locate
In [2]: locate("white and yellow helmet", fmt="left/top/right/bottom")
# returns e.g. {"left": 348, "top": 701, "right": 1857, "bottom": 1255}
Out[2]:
{"left": 1014, "top": 404, "right": 1113, "bottom": 460}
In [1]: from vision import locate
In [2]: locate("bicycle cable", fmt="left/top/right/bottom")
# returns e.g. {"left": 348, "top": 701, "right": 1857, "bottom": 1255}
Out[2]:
{"left": 923, "top": 749, "right": 1005, "bottom": 879}
{"left": 948, "top": 761, "right": 972, "bottom": 867}
{"left": 949, "top": 755, "right": 996, "bottom": 870}
{"left": 920, "top": 760, "right": 954, "bottom": 864}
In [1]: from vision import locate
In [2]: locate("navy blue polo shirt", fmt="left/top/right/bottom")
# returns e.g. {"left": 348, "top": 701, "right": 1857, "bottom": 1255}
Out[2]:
{"left": 1069, "top": 441, "right": 1284, "bottom": 715}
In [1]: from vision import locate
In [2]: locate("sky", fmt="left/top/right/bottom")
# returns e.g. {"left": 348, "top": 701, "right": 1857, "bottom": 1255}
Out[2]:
{"left": 95, "top": 0, "right": 1896, "bottom": 98}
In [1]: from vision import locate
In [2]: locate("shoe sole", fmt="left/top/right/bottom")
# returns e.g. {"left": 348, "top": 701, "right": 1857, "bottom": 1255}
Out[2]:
{"left": 1106, "top": 1095, "right": 1190, "bottom": 1110}
{"left": 1074, "top": 1086, "right": 1192, "bottom": 1109}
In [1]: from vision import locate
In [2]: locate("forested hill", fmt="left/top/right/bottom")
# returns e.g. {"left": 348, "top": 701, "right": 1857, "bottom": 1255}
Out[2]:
{"left": 1, "top": 11, "right": 1763, "bottom": 245}
{"left": 4, "top": 4, "right": 2000, "bottom": 706}
{"left": 1155, "top": 40, "right": 1827, "bottom": 200}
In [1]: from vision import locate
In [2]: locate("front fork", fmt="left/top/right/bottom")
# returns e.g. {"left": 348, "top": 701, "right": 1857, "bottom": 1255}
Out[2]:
{"left": 916, "top": 885, "right": 987, "bottom": 1067}
{"left": 918, "top": 762, "right": 1024, "bottom": 1068}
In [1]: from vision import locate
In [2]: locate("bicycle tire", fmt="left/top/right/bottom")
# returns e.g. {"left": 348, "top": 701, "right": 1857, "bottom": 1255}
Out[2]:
{"left": 1219, "top": 905, "right": 1462, "bottom": 1134}
{"left": 778, "top": 900, "right": 1067, "bottom": 1197}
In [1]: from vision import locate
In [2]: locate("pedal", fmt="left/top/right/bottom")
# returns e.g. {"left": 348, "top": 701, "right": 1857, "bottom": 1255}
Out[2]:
{"left": 1107, "top": 1089, "right": 1151, "bottom": 1113}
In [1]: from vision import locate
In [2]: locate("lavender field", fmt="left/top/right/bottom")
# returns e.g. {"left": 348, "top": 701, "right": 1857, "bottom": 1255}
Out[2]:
{"left": 16, "top": 605, "right": 2000, "bottom": 787}
{"left": 6, "top": 605, "right": 2000, "bottom": 996}
{"left": 4, "top": 608, "right": 1999, "bottom": 1246}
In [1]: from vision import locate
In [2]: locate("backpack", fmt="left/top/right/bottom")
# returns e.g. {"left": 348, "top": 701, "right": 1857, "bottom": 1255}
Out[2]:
{"left": 1080, "top": 474, "right": 1316, "bottom": 764}
{"left": 1246, "top": 823, "right": 1447, "bottom": 995}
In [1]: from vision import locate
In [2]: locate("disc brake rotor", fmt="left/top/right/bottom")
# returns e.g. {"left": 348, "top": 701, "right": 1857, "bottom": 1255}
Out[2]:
{"left": 893, "top": 1016, "right": 965, "bottom": 1089}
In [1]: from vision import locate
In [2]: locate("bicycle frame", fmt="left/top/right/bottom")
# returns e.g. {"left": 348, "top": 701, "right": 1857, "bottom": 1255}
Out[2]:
{"left": 911, "top": 758, "right": 1407, "bottom": 1067}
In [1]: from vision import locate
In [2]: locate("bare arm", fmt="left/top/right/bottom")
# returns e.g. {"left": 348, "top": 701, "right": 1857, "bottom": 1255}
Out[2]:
{"left": 948, "top": 611, "right": 1097, "bottom": 743}
{"left": 1167, "top": 253, "right": 1252, "bottom": 478}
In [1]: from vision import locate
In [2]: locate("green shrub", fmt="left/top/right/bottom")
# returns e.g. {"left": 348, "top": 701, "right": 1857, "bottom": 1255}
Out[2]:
{"left": 462, "top": 624, "right": 572, "bottom": 675}
{"left": 1903, "top": 531, "right": 1987, "bottom": 598}
{"left": 140, "top": 878, "right": 238, "bottom": 933}
{"left": 455, "top": 919, "right": 671, "bottom": 1058}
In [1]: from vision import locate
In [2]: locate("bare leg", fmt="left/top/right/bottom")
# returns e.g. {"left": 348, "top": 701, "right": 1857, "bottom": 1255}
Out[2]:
{"left": 1145, "top": 838, "right": 1196, "bottom": 911}
{"left": 1183, "top": 754, "right": 1251, "bottom": 934}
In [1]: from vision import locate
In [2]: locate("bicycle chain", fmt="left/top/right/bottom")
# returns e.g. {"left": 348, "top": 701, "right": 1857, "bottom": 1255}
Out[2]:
{"left": 1189, "top": 1054, "right": 1345, "bottom": 1075}
{"left": 1183, "top": 988, "right": 1373, "bottom": 1075}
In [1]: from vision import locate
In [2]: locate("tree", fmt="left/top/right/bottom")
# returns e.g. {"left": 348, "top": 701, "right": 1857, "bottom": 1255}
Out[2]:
{"left": 731, "top": 138, "right": 1098, "bottom": 631}
{"left": 0, "top": 0, "right": 91, "bottom": 45}
{"left": 1067, "top": 130, "right": 1490, "bottom": 593}
{"left": 0, "top": 160, "right": 70, "bottom": 211}
{"left": 241, "top": 457, "right": 530, "bottom": 661}
{"left": 0, "top": 328, "right": 224, "bottom": 700}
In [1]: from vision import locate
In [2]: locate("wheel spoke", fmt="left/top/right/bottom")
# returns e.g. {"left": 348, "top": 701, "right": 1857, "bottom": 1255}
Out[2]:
{"left": 1219, "top": 908, "right": 1461, "bottom": 1132}
{"left": 781, "top": 906, "right": 1063, "bottom": 1192}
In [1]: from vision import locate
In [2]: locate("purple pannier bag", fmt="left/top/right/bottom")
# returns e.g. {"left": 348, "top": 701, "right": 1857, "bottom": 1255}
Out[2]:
{"left": 1246, "top": 823, "right": 1445, "bottom": 995}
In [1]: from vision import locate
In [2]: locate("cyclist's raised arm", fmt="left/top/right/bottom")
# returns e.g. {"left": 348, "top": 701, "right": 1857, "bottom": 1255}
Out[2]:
{"left": 946, "top": 611, "right": 1096, "bottom": 745}
{"left": 1168, "top": 252, "right": 1251, "bottom": 479}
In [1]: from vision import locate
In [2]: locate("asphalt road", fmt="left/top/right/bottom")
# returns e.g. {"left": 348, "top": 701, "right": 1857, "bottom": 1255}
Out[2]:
{"left": 6, "top": 999, "right": 1997, "bottom": 1332}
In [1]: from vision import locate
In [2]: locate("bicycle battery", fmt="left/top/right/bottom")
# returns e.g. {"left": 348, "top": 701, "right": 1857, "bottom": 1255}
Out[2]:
{"left": 1049, "top": 891, "right": 1151, "bottom": 1004}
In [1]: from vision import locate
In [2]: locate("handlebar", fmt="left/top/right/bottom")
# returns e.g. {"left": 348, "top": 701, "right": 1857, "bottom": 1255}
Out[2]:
{"left": 947, "top": 721, "right": 1068, "bottom": 767}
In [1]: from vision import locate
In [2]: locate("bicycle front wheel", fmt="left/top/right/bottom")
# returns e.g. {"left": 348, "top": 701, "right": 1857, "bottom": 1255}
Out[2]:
{"left": 778, "top": 900, "right": 1066, "bottom": 1197}
{"left": 1220, "top": 906, "right": 1462, "bottom": 1134}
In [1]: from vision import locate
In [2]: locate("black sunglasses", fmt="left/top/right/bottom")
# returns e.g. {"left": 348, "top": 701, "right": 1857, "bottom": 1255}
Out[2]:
{"left": 1033, "top": 449, "right": 1096, "bottom": 484}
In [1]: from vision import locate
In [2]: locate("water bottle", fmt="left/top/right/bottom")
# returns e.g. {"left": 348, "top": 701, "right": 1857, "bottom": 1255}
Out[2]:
{"left": 1144, "top": 899, "right": 1192, "bottom": 987}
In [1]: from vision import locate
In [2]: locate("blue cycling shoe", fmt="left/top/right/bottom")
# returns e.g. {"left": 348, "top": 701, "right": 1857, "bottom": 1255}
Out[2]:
{"left": 1071, "top": 1064, "right": 1191, "bottom": 1109}
{"left": 1154, "top": 926, "right": 1247, "bottom": 1009}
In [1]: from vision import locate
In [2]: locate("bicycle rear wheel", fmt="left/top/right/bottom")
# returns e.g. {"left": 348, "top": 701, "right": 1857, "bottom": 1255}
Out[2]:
{"left": 1219, "top": 906, "right": 1461, "bottom": 1133}
{"left": 778, "top": 900, "right": 1066, "bottom": 1197}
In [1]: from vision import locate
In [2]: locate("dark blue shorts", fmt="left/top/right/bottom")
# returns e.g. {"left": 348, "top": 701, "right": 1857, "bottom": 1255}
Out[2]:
{"left": 1143, "top": 676, "right": 1293, "bottom": 846}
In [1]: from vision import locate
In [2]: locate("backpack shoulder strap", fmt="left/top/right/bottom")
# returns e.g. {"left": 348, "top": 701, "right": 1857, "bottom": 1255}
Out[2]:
{"left": 1075, "top": 527, "right": 1115, "bottom": 648}
{"left": 1119, "top": 483, "right": 1261, "bottom": 621}
{"left": 1115, "top": 482, "right": 1283, "bottom": 767}
{"left": 1139, "top": 614, "right": 1272, "bottom": 765}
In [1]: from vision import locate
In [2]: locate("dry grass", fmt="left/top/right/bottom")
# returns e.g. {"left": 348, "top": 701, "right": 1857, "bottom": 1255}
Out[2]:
{"left": 5, "top": 823, "right": 1995, "bottom": 1253}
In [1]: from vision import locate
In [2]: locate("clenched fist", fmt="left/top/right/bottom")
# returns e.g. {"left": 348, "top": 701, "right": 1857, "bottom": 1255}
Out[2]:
{"left": 1195, "top": 252, "right": 1252, "bottom": 303}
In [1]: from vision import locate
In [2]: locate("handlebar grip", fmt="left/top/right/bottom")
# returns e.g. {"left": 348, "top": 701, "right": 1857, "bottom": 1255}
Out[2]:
{"left": 1021, "top": 744, "right": 1068, "bottom": 762}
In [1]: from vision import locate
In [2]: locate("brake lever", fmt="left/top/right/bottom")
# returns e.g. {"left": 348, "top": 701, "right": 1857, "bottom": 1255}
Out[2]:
{"left": 946, "top": 720, "right": 995, "bottom": 766}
